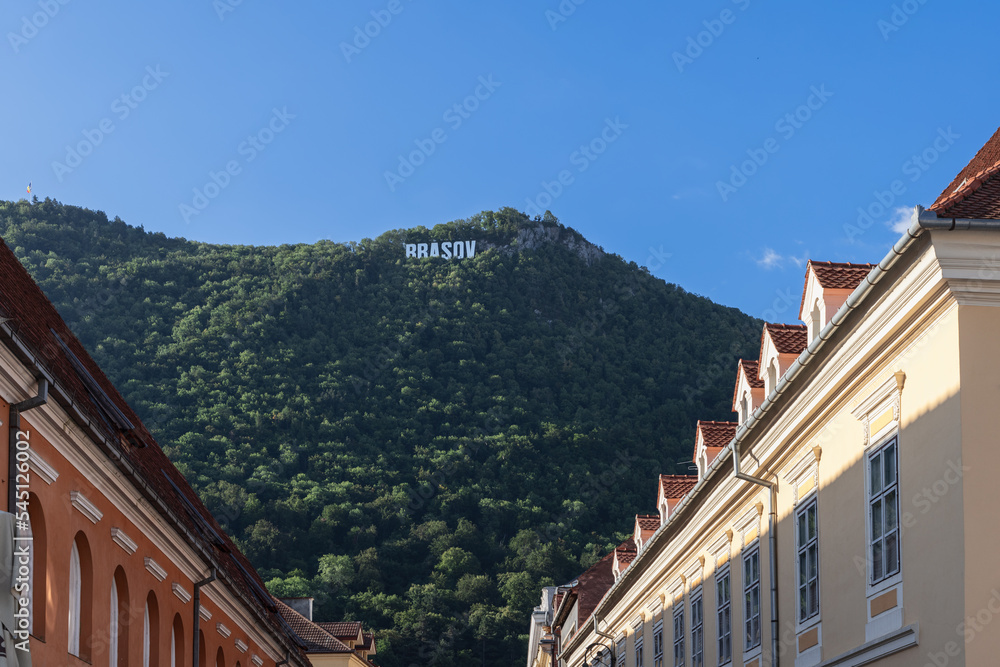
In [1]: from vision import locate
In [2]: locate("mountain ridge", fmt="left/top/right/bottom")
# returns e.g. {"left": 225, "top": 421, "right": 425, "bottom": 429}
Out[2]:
{"left": 0, "top": 198, "right": 760, "bottom": 666}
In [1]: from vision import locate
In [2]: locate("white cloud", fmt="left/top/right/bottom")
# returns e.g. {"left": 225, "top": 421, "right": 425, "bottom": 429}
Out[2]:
{"left": 888, "top": 206, "right": 914, "bottom": 235}
{"left": 756, "top": 248, "right": 784, "bottom": 270}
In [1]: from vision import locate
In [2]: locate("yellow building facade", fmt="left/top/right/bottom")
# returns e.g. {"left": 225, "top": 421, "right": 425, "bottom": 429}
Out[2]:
{"left": 534, "top": 129, "right": 1000, "bottom": 667}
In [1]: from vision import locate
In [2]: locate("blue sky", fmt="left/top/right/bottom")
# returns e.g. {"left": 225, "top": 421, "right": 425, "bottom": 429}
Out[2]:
{"left": 3, "top": 1, "right": 998, "bottom": 319}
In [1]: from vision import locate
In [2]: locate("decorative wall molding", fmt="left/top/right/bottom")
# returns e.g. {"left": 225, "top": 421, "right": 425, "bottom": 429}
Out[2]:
{"left": 111, "top": 527, "right": 137, "bottom": 555}
{"left": 70, "top": 490, "right": 103, "bottom": 523}
{"left": 200, "top": 606, "right": 212, "bottom": 621}
{"left": 236, "top": 639, "right": 249, "bottom": 653}
{"left": 145, "top": 557, "right": 168, "bottom": 582}
{"left": 28, "top": 449, "right": 58, "bottom": 484}
{"left": 173, "top": 582, "right": 192, "bottom": 604}
{"left": 217, "top": 623, "right": 231, "bottom": 638}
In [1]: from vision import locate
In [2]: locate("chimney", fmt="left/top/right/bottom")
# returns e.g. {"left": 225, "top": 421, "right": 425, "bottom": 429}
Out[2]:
{"left": 280, "top": 597, "right": 314, "bottom": 621}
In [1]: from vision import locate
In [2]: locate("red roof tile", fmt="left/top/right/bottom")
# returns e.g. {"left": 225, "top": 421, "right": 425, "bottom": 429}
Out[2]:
{"left": 739, "top": 359, "right": 764, "bottom": 389}
{"left": 320, "top": 622, "right": 363, "bottom": 641}
{"left": 0, "top": 235, "right": 303, "bottom": 660}
{"left": 762, "top": 323, "right": 808, "bottom": 355}
{"left": 931, "top": 126, "right": 1000, "bottom": 219}
{"left": 615, "top": 538, "right": 638, "bottom": 567}
{"left": 659, "top": 475, "right": 697, "bottom": 501}
{"left": 275, "top": 600, "right": 353, "bottom": 654}
{"left": 697, "top": 420, "right": 737, "bottom": 448}
{"left": 732, "top": 359, "right": 763, "bottom": 413}
{"left": 635, "top": 514, "right": 660, "bottom": 532}
{"left": 553, "top": 549, "right": 616, "bottom": 629}
{"left": 799, "top": 261, "right": 875, "bottom": 322}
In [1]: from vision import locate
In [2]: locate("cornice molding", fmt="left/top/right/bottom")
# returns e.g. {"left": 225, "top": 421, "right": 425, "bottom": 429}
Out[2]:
{"left": 216, "top": 622, "right": 231, "bottom": 638}
{"left": 173, "top": 582, "right": 192, "bottom": 604}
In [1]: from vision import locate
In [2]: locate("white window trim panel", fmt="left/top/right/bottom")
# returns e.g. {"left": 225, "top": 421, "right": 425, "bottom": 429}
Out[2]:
{"left": 814, "top": 624, "right": 917, "bottom": 667}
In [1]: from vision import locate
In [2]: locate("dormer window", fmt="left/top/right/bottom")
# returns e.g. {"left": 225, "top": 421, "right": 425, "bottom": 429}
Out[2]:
{"left": 740, "top": 395, "right": 749, "bottom": 423}
{"left": 767, "top": 360, "right": 777, "bottom": 392}
{"left": 732, "top": 359, "right": 764, "bottom": 426}
{"left": 759, "top": 324, "right": 808, "bottom": 396}
{"left": 800, "top": 261, "right": 875, "bottom": 342}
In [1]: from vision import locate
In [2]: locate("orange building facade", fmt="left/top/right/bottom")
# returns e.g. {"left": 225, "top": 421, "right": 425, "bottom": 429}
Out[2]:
{"left": 0, "top": 231, "right": 309, "bottom": 666}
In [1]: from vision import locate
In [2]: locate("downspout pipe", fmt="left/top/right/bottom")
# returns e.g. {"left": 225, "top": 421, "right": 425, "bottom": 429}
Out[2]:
{"left": 593, "top": 614, "right": 617, "bottom": 665}
{"left": 8, "top": 377, "right": 48, "bottom": 512}
{"left": 732, "top": 440, "right": 778, "bottom": 666}
{"left": 192, "top": 568, "right": 217, "bottom": 667}
{"left": 275, "top": 654, "right": 290, "bottom": 666}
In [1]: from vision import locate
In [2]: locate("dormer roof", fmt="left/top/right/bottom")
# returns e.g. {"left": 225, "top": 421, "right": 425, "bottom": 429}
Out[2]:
{"left": 798, "top": 261, "right": 875, "bottom": 321}
{"left": 930, "top": 126, "right": 1000, "bottom": 220}
{"left": 659, "top": 475, "right": 698, "bottom": 505}
{"left": 760, "top": 323, "right": 808, "bottom": 358}
{"left": 732, "top": 359, "right": 763, "bottom": 410}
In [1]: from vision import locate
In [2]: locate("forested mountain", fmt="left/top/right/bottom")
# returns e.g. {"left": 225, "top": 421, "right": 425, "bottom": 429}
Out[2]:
{"left": 0, "top": 199, "right": 761, "bottom": 666}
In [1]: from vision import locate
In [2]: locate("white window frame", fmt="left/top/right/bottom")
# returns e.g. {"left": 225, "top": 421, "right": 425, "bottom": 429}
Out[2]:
{"left": 743, "top": 545, "right": 761, "bottom": 652}
{"left": 716, "top": 566, "right": 732, "bottom": 666}
{"left": 796, "top": 496, "right": 820, "bottom": 623}
{"left": 144, "top": 602, "right": 151, "bottom": 667}
{"left": 635, "top": 632, "right": 645, "bottom": 667}
{"left": 653, "top": 619, "right": 664, "bottom": 667}
{"left": 672, "top": 604, "right": 685, "bottom": 667}
{"left": 617, "top": 637, "right": 627, "bottom": 667}
{"left": 68, "top": 540, "right": 81, "bottom": 656}
{"left": 110, "top": 579, "right": 120, "bottom": 666}
{"left": 690, "top": 587, "right": 704, "bottom": 667}
{"left": 866, "top": 436, "right": 901, "bottom": 592}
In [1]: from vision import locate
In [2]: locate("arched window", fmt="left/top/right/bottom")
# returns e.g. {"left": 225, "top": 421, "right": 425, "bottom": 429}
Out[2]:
{"left": 68, "top": 532, "right": 93, "bottom": 660}
{"left": 768, "top": 360, "right": 777, "bottom": 391}
{"left": 26, "top": 493, "right": 46, "bottom": 639}
{"left": 216, "top": 646, "right": 225, "bottom": 667}
{"left": 144, "top": 592, "right": 160, "bottom": 667}
{"left": 171, "top": 614, "right": 185, "bottom": 667}
{"left": 111, "top": 567, "right": 130, "bottom": 666}
{"left": 811, "top": 301, "right": 821, "bottom": 337}
{"left": 740, "top": 394, "right": 749, "bottom": 423}
{"left": 199, "top": 629, "right": 208, "bottom": 667}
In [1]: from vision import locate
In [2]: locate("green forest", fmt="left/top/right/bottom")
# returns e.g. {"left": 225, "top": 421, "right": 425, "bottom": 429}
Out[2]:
{"left": 0, "top": 199, "right": 761, "bottom": 666}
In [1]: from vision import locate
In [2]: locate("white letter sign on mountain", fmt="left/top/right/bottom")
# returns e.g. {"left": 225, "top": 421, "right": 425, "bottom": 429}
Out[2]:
{"left": 405, "top": 241, "right": 477, "bottom": 259}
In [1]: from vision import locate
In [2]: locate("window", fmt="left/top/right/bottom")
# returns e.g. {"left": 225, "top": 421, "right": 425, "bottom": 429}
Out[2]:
{"left": 690, "top": 589, "right": 704, "bottom": 667}
{"left": 68, "top": 540, "right": 81, "bottom": 656}
{"left": 743, "top": 547, "right": 761, "bottom": 651}
{"left": 797, "top": 498, "right": 820, "bottom": 620}
{"left": 653, "top": 620, "right": 664, "bottom": 667}
{"left": 68, "top": 533, "right": 93, "bottom": 660}
{"left": 716, "top": 568, "right": 732, "bottom": 664}
{"left": 767, "top": 361, "right": 777, "bottom": 391}
{"left": 740, "top": 395, "right": 748, "bottom": 424}
{"left": 617, "top": 638, "right": 626, "bottom": 667}
{"left": 811, "top": 302, "right": 821, "bottom": 337}
{"left": 26, "top": 494, "right": 46, "bottom": 639}
{"left": 635, "top": 632, "right": 645, "bottom": 667}
{"left": 672, "top": 605, "right": 684, "bottom": 667}
{"left": 110, "top": 580, "right": 119, "bottom": 666}
{"left": 868, "top": 438, "right": 900, "bottom": 585}
{"left": 144, "top": 591, "right": 160, "bottom": 667}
